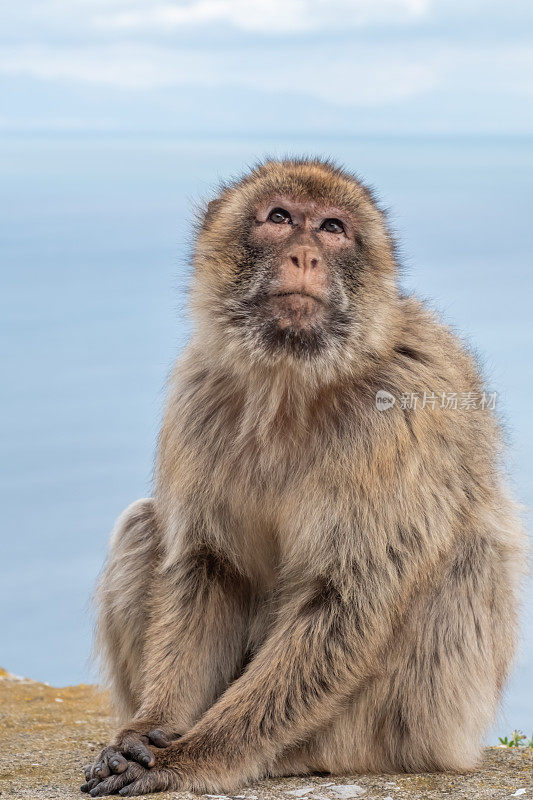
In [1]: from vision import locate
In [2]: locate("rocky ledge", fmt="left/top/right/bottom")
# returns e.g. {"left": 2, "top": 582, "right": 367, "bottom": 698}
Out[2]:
{"left": 0, "top": 669, "right": 531, "bottom": 800}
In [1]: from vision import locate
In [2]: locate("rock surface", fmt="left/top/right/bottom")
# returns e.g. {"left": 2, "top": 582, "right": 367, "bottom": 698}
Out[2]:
{"left": 1, "top": 668, "right": 531, "bottom": 800}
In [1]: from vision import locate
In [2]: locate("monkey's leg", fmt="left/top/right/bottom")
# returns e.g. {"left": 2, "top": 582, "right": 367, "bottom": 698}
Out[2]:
{"left": 268, "top": 533, "right": 519, "bottom": 778}
{"left": 84, "top": 515, "right": 253, "bottom": 793}
{"left": 364, "top": 532, "right": 517, "bottom": 773}
{"left": 94, "top": 499, "right": 157, "bottom": 722}
{"left": 83, "top": 498, "right": 165, "bottom": 789}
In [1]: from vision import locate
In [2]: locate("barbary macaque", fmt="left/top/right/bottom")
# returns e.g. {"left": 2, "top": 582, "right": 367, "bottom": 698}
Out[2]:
{"left": 81, "top": 159, "right": 526, "bottom": 797}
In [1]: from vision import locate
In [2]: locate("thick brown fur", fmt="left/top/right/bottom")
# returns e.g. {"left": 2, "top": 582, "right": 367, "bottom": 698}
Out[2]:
{"left": 83, "top": 159, "right": 527, "bottom": 797}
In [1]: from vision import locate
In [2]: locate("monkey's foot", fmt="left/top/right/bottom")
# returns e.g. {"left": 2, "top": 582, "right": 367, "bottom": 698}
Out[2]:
{"left": 82, "top": 762, "right": 181, "bottom": 797}
{"left": 81, "top": 724, "right": 181, "bottom": 794}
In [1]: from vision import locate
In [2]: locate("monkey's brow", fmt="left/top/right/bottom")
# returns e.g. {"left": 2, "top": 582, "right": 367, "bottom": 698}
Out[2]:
{"left": 256, "top": 194, "right": 351, "bottom": 214}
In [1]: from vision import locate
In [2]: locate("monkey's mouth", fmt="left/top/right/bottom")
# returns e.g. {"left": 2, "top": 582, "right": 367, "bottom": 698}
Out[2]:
{"left": 266, "top": 291, "right": 326, "bottom": 329}
{"left": 269, "top": 290, "right": 324, "bottom": 304}
{"left": 232, "top": 289, "right": 348, "bottom": 359}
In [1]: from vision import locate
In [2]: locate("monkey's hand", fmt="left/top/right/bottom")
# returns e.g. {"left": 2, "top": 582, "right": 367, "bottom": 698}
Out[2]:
{"left": 80, "top": 741, "right": 202, "bottom": 797}
{"left": 80, "top": 722, "right": 182, "bottom": 794}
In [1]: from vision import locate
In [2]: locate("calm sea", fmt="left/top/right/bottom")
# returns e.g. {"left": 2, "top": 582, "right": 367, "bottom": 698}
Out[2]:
{"left": 1, "top": 133, "right": 531, "bottom": 739}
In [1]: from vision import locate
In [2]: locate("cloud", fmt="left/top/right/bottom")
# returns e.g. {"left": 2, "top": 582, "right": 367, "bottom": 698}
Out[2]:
{"left": 0, "top": 43, "right": 439, "bottom": 105}
{"left": 2, "top": 1, "right": 533, "bottom": 133}
{"left": 92, "top": 0, "right": 430, "bottom": 34}
{"left": 4, "top": 1, "right": 533, "bottom": 44}
{"left": 3, "top": 40, "right": 533, "bottom": 108}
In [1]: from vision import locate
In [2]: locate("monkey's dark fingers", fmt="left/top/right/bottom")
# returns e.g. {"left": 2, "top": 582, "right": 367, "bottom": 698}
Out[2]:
{"left": 107, "top": 752, "right": 129, "bottom": 774}
{"left": 90, "top": 746, "right": 122, "bottom": 781}
{"left": 147, "top": 728, "right": 172, "bottom": 747}
{"left": 88, "top": 763, "right": 146, "bottom": 797}
{"left": 82, "top": 746, "right": 130, "bottom": 789}
{"left": 118, "top": 734, "right": 155, "bottom": 768}
{"left": 81, "top": 777, "right": 99, "bottom": 793}
{"left": 117, "top": 767, "right": 180, "bottom": 796}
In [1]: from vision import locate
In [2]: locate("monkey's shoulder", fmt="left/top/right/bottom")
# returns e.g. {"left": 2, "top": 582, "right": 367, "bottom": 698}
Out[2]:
{"left": 355, "top": 294, "right": 501, "bottom": 467}
{"left": 383, "top": 294, "right": 487, "bottom": 395}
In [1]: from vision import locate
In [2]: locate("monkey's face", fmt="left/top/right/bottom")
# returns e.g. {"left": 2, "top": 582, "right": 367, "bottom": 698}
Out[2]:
{"left": 194, "top": 160, "right": 398, "bottom": 373}
{"left": 235, "top": 195, "right": 358, "bottom": 359}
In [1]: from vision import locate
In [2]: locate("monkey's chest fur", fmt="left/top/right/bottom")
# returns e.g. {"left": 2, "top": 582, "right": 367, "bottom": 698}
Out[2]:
{"left": 157, "top": 373, "right": 358, "bottom": 590}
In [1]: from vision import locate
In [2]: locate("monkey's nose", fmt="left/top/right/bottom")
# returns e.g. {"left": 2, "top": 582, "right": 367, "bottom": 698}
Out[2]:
{"left": 289, "top": 246, "right": 320, "bottom": 273}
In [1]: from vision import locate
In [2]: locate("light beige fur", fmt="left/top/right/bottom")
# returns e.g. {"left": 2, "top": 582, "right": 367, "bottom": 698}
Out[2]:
{"left": 83, "top": 159, "right": 527, "bottom": 798}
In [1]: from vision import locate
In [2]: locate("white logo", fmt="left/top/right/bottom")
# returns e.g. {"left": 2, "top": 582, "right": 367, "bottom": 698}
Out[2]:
{"left": 375, "top": 390, "right": 395, "bottom": 412}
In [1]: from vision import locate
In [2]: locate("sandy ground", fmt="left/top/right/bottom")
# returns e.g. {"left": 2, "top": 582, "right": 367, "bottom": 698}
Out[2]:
{"left": 1, "top": 669, "right": 531, "bottom": 800}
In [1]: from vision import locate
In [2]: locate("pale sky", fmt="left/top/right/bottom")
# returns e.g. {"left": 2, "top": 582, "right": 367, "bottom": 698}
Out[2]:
{"left": 2, "top": 0, "right": 533, "bottom": 134}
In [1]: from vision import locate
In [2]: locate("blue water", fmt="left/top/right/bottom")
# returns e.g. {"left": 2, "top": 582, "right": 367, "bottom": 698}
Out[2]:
{"left": 0, "top": 134, "right": 531, "bottom": 741}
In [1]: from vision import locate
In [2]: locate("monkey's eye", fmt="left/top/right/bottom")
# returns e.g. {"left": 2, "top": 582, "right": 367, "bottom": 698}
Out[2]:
{"left": 320, "top": 218, "right": 345, "bottom": 234}
{"left": 268, "top": 208, "right": 292, "bottom": 224}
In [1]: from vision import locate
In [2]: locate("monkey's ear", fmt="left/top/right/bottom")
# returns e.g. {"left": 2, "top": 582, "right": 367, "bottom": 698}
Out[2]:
{"left": 204, "top": 198, "right": 222, "bottom": 226}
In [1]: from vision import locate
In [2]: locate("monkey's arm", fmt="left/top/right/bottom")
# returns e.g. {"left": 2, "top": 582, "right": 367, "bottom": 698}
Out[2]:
{"left": 132, "top": 546, "right": 252, "bottom": 730}
{"left": 89, "top": 492, "right": 449, "bottom": 797}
